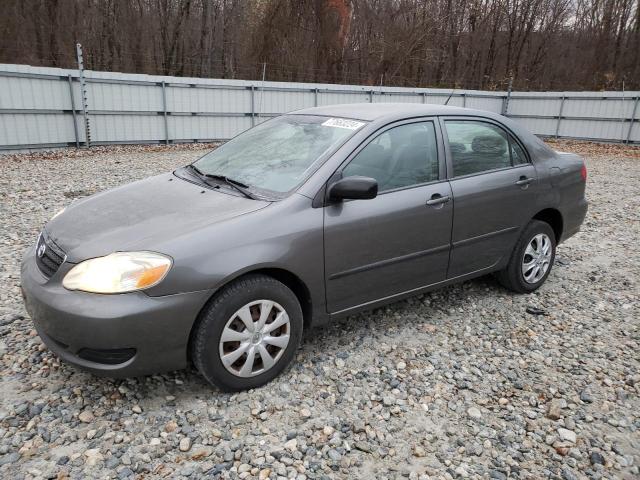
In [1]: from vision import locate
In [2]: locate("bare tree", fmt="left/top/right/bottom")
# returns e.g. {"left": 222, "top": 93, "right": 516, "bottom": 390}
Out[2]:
{"left": 0, "top": 0, "right": 637, "bottom": 90}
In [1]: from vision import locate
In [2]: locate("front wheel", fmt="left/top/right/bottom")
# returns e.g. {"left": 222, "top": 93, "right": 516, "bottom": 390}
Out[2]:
{"left": 191, "top": 274, "right": 303, "bottom": 391}
{"left": 496, "top": 220, "right": 556, "bottom": 293}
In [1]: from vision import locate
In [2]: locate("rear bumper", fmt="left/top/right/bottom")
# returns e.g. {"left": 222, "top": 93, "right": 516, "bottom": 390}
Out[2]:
{"left": 20, "top": 246, "right": 212, "bottom": 377}
{"left": 560, "top": 197, "right": 588, "bottom": 243}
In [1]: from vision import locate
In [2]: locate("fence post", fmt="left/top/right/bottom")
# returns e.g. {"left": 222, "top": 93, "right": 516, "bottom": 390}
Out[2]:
{"left": 501, "top": 77, "right": 513, "bottom": 116}
{"left": 67, "top": 75, "right": 80, "bottom": 148}
{"left": 462, "top": 92, "right": 466, "bottom": 107}
{"left": 369, "top": 90, "right": 373, "bottom": 103}
{"left": 314, "top": 88, "right": 319, "bottom": 107}
{"left": 626, "top": 97, "right": 639, "bottom": 144}
{"left": 422, "top": 91, "right": 427, "bottom": 104}
{"left": 75, "top": 43, "right": 91, "bottom": 147}
{"left": 250, "top": 85, "right": 256, "bottom": 127}
{"left": 161, "top": 81, "right": 169, "bottom": 143}
{"left": 555, "top": 95, "right": 565, "bottom": 138}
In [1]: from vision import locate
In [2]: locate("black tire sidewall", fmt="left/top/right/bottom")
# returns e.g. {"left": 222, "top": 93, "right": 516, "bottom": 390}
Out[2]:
{"left": 193, "top": 276, "right": 303, "bottom": 391}
{"left": 512, "top": 221, "right": 556, "bottom": 293}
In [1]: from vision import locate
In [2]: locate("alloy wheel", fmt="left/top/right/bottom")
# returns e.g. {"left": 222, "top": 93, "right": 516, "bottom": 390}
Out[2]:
{"left": 522, "top": 233, "right": 552, "bottom": 284}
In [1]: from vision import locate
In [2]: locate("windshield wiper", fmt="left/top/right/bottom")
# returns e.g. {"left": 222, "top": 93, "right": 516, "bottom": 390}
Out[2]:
{"left": 185, "top": 164, "right": 259, "bottom": 200}
{"left": 204, "top": 173, "right": 259, "bottom": 200}
{"left": 186, "top": 163, "right": 206, "bottom": 178}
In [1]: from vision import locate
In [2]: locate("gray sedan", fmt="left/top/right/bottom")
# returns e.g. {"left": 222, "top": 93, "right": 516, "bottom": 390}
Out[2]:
{"left": 20, "top": 103, "right": 588, "bottom": 391}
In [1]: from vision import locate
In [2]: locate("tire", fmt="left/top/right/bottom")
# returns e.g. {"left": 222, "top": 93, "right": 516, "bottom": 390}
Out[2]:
{"left": 496, "top": 220, "right": 556, "bottom": 293}
{"left": 191, "top": 274, "right": 303, "bottom": 391}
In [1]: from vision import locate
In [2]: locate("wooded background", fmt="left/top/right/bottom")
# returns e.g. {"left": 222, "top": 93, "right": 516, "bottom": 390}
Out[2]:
{"left": 1, "top": 0, "right": 638, "bottom": 91}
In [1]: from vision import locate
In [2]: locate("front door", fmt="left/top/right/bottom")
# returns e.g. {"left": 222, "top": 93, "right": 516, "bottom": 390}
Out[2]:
{"left": 442, "top": 118, "right": 540, "bottom": 278}
{"left": 324, "top": 120, "right": 453, "bottom": 313}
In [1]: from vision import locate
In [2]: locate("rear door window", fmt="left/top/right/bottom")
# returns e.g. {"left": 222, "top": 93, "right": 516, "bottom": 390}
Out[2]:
{"left": 445, "top": 120, "right": 512, "bottom": 176}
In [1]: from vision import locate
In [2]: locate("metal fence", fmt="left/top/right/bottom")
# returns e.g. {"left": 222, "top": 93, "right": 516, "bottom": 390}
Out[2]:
{"left": 1, "top": 63, "right": 639, "bottom": 153}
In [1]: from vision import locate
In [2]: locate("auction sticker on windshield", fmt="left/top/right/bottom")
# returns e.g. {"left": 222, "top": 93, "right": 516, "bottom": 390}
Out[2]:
{"left": 322, "top": 118, "right": 365, "bottom": 130}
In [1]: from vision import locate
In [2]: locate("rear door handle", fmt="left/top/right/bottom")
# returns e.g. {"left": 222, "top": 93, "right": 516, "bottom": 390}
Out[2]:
{"left": 426, "top": 194, "right": 451, "bottom": 206}
{"left": 515, "top": 176, "right": 534, "bottom": 186}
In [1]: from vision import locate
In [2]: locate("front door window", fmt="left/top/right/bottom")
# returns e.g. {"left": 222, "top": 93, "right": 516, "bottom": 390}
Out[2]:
{"left": 343, "top": 121, "right": 439, "bottom": 191}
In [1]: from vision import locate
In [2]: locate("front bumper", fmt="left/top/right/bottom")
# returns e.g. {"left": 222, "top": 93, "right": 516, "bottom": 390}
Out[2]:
{"left": 20, "top": 246, "right": 212, "bottom": 377}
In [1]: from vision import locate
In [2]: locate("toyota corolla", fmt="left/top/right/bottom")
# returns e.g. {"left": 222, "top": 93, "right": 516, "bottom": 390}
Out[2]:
{"left": 21, "top": 103, "right": 588, "bottom": 391}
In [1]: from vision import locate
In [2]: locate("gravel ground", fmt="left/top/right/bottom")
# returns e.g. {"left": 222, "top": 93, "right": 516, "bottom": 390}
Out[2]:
{"left": 0, "top": 141, "right": 638, "bottom": 480}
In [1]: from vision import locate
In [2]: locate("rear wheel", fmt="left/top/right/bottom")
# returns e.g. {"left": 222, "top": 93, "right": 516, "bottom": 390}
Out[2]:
{"left": 496, "top": 220, "right": 556, "bottom": 293}
{"left": 191, "top": 274, "right": 303, "bottom": 391}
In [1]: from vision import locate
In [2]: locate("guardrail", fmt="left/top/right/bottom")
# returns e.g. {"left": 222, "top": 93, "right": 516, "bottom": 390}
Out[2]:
{"left": 1, "top": 63, "right": 638, "bottom": 152}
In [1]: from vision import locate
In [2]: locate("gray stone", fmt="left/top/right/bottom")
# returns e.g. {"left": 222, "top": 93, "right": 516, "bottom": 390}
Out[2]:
{"left": 0, "top": 452, "right": 20, "bottom": 466}
{"left": 580, "top": 390, "right": 594, "bottom": 403}
{"left": 590, "top": 451, "right": 605, "bottom": 465}
{"left": 558, "top": 428, "right": 577, "bottom": 444}
{"left": 467, "top": 407, "right": 482, "bottom": 420}
{"left": 327, "top": 449, "right": 342, "bottom": 461}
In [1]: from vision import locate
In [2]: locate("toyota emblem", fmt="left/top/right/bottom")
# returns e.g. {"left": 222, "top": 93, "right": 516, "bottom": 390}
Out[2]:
{"left": 37, "top": 242, "right": 46, "bottom": 258}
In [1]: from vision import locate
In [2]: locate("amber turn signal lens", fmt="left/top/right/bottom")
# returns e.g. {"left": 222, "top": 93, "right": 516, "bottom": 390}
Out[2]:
{"left": 136, "top": 265, "right": 170, "bottom": 288}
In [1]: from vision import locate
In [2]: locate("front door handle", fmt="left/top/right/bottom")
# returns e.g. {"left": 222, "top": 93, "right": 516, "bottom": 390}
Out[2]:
{"left": 515, "top": 176, "right": 534, "bottom": 187}
{"left": 426, "top": 194, "right": 451, "bottom": 206}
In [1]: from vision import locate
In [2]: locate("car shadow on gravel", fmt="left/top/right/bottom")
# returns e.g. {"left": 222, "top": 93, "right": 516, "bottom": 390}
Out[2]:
{"left": 300, "top": 273, "right": 506, "bottom": 342}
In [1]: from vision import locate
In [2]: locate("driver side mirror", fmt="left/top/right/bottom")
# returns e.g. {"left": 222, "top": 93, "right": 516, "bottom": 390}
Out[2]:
{"left": 328, "top": 176, "right": 378, "bottom": 201}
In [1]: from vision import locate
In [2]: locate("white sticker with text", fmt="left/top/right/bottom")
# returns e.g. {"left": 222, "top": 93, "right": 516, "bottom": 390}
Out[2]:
{"left": 322, "top": 118, "right": 365, "bottom": 130}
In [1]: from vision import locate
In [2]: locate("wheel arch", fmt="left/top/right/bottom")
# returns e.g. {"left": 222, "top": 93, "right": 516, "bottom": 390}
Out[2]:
{"left": 186, "top": 267, "right": 314, "bottom": 366}
{"left": 532, "top": 208, "right": 563, "bottom": 243}
{"left": 248, "top": 267, "right": 313, "bottom": 329}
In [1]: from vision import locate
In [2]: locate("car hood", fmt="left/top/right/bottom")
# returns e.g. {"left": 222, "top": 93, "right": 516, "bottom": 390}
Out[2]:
{"left": 46, "top": 172, "right": 269, "bottom": 262}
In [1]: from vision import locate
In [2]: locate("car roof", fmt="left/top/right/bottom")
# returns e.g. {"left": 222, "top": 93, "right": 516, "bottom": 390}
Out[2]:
{"left": 291, "top": 102, "right": 494, "bottom": 121}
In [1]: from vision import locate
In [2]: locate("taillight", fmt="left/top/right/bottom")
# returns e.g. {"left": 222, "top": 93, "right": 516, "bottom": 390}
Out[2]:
{"left": 580, "top": 163, "right": 587, "bottom": 181}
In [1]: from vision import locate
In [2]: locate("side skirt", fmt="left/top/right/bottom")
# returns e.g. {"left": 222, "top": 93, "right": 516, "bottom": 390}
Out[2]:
{"left": 327, "top": 262, "right": 501, "bottom": 321}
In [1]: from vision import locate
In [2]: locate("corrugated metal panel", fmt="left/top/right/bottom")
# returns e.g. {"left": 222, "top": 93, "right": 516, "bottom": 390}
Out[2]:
{"left": 168, "top": 116, "right": 251, "bottom": 140}
{"left": 425, "top": 95, "right": 461, "bottom": 106}
{"left": 1, "top": 63, "right": 639, "bottom": 150}
{"left": 559, "top": 119, "right": 629, "bottom": 141}
{"left": 89, "top": 82, "right": 163, "bottom": 111}
{"left": 258, "top": 90, "right": 314, "bottom": 112}
{"left": 0, "top": 113, "right": 76, "bottom": 145}
{"left": 465, "top": 96, "right": 502, "bottom": 113}
{"left": 562, "top": 97, "right": 635, "bottom": 119}
{"left": 91, "top": 114, "right": 164, "bottom": 142}
{"left": 511, "top": 117, "right": 557, "bottom": 137}
{"left": 629, "top": 121, "right": 640, "bottom": 142}
{"left": 318, "top": 92, "right": 370, "bottom": 105}
{"left": 373, "top": 93, "right": 423, "bottom": 103}
{"left": 0, "top": 75, "right": 71, "bottom": 110}
{"left": 167, "top": 86, "right": 249, "bottom": 113}
{"left": 509, "top": 97, "right": 562, "bottom": 116}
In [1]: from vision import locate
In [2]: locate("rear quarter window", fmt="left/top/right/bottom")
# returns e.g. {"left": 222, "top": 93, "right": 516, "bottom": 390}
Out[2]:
{"left": 511, "top": 139, "right": 529, "bottom": 165}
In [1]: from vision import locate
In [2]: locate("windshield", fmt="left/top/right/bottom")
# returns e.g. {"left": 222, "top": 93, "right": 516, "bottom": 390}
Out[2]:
{"left": 193, "top": 115, "right": 366, "bottom": 195}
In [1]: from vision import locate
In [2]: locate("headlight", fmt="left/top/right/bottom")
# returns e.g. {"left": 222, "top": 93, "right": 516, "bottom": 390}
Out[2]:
{"left": 63, "top": 252, "right": 172, "bottom": 294}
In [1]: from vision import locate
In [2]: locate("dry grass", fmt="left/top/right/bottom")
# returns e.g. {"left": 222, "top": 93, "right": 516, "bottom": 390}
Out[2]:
{"left": 545, "top": 138, "right": 640, "bottom": 159}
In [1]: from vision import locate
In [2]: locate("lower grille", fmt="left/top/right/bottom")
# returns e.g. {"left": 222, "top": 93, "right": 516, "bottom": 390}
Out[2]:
{"left": 35, "top": 232, "right": 66, "bottom": 278}
{"left": 77, "top": 348, "right": 136, "bottom": 365}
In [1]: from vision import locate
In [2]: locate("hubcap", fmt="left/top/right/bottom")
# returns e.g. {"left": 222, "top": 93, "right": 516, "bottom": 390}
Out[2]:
{"left": 522, "top": 233, "right": 552, "bottom": 284}
{"left": 218, "top": 300, "right": 290, "bottom": 378}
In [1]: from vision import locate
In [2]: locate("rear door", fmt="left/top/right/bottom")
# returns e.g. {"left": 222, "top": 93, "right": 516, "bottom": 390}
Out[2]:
{"left": 442, "top": 117, "right": 539, "bottom": 278}
{"left": 323, "top": 119, "right": 453, "bottom": 313}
